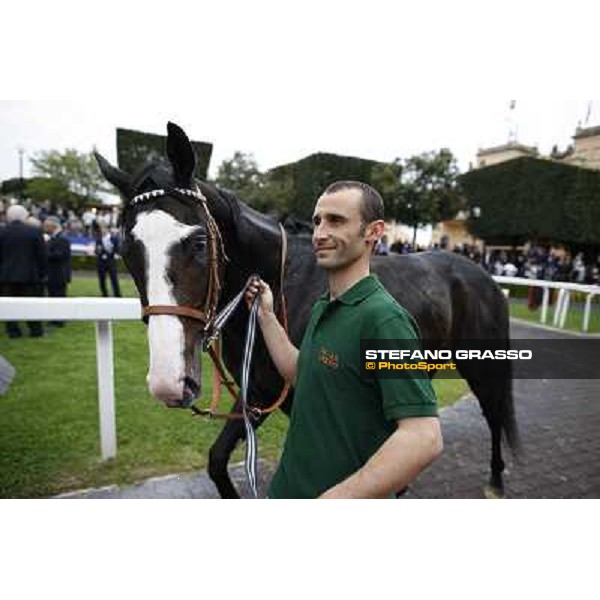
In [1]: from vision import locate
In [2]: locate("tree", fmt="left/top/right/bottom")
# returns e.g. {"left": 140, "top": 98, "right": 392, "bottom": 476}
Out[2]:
{"left": 214, "top": 152, "right": 289, "bottom": 215}
{"left": 215, "top": 151, "right": 261, "bottom": 195}
{"left": 372, "top": 149, "right": 463, "bottom": 246}
{"left": 370, "top": 160, "right": 403, "bottom": 215}
{"left": 28, "top": 148, "right": 107, "bottom": 207}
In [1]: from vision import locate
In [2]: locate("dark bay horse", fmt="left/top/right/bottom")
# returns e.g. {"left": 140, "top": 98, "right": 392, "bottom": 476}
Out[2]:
{"left": 96, "top": 122, "right": 519, "bottom": 499}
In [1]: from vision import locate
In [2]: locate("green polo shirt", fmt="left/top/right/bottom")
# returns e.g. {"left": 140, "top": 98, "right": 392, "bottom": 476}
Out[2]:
{"left": 268, "top": 275, "right": 438, "bottom": 499}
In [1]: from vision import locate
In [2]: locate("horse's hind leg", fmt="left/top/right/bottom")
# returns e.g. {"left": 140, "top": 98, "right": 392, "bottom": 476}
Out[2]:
{"left": 483, "top": 411, "right": 505, "bottom": 499}
{"left": 457, "top": 368, "right": 508, "bottom": 498}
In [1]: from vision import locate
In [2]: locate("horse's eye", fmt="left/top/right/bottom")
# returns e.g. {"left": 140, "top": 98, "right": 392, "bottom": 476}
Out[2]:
{"left": 192, "top": 233, "right": 207, "bottom": 253}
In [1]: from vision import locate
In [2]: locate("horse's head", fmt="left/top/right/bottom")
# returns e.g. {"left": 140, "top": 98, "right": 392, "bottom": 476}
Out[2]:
{"left": 95, "top": 122, "right": 226, "bottom": 408}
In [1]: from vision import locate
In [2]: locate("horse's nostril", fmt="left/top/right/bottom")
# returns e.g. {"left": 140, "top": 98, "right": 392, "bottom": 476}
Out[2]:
{"left": 183, "top": 377, "right": 200, "bottom": 398}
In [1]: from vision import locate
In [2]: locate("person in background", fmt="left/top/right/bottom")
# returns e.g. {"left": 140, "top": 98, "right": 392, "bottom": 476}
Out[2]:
{"left": 375, "top": 234, "right": 390, "bottom": 256}
{"left": 43, "top": 216, "right": 72, "bottom": 327}
{"left": 26, "top": 215, "right": 43, "bottom": 230}
{"left": 0, "top": 204, "right": 47, "bottom": 338}
{"left": 95, "top": 224, "right": 121, "bottom": 297}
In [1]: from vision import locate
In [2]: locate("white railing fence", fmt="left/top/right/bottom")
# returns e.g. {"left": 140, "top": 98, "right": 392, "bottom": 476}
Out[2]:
{"left": 0, "top": 297, "right": 140, "bottom": 460}
{"left": 1, "top": 279, "right": 598, "bottom": 460}
{"left": 494, "top": 276, "right": 600, "bottom": 332}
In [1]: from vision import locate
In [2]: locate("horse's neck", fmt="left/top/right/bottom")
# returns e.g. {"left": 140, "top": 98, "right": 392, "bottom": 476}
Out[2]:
{"left": 209, "top": 190, "right": 283, "bottom": 304}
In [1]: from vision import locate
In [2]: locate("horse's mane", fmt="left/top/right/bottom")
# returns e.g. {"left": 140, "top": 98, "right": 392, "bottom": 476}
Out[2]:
{"left": 196, "top": 181, "right": 316, "bottom": 264}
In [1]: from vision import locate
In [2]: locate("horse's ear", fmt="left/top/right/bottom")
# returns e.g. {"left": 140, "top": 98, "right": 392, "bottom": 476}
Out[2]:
{"left": 167, "top": 122, "right": 197, "bottom": 187}
{"left": 94, "top": 152, "right": 132, "bottom": 198}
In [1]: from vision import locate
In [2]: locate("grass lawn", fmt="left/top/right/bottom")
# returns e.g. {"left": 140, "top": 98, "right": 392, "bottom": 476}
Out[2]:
{"left": 0, "top": 275, "right": 469, "bottom": 498}
{"left": 509, "top": 298, "right": 600, "bottom": 333}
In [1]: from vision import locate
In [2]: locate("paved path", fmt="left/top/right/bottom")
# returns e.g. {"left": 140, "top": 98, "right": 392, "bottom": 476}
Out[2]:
{"left": 407, "top": 321, "right": 600, "bottom": 499}
{"left": 58, "top": 321, "right": 600, "bottom": 499}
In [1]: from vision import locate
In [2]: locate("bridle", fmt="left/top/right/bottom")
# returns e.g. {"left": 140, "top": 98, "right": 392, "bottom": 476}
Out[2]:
{"left": 126, "top": 183, "right": 290, "bottom": 412}
{"left": 128, "top": 185, "right": 227, "bottom": 338}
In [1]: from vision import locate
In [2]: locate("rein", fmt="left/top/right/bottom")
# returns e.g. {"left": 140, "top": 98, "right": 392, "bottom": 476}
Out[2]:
{"left": 193, "top": 222, "right": 291, "bottom": 421}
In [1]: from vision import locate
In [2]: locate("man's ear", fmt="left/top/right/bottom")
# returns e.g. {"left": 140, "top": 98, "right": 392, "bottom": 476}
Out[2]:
{"left": 366, "top": 220, "right": 386, "bottom": 244}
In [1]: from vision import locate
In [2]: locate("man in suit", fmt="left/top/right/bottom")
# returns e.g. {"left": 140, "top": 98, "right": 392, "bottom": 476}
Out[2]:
{"left": 43, "top": 216, "right": 72, "bottom": 327}
{"left": 0, "top": 204, "right": 47, "bottom": 338}
{"left": 95, "top": 224, "right": 121, "bottom": 297}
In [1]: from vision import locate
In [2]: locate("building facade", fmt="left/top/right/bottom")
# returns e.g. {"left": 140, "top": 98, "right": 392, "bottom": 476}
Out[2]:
{"left": 560, "top": 125, "right": 600, "bottom": 170}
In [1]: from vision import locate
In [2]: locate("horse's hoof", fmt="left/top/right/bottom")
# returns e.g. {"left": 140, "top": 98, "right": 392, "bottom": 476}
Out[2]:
{"left": 483, "top": 484, "right": 505, "bottom": 499}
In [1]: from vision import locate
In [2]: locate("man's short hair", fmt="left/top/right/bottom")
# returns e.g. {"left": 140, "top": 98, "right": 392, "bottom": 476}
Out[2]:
{"left": 44, "top": 216, "right": 62, "bottom": 229}
{"left": 323, "top": 180, "right": 384, "bottom": 223}
{"left": 6, "top": 204, "right": 28, "bottom": 223}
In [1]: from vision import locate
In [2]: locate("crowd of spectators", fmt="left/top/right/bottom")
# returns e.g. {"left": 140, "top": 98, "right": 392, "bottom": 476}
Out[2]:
{"left": 451, "top": 243, "right": 600, "bottom": 286}
{"left": 0, "top": 198, "right": 120, "bottom": 253}
{"left": 0, "top": 198, "right": 123, "bottom": 338}
{"left": 385, "top": 237, "right": 600, "bottom": 287}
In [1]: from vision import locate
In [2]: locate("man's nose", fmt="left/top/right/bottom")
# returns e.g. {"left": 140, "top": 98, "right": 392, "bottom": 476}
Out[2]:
{"left": 313, "top": 221, "right": 329, "bottom": 240}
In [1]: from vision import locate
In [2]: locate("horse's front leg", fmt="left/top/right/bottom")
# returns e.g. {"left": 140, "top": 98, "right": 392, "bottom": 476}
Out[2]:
{"left": 207, "top": 397, "right": 272, "bottom": 499}
{"left": 208, "top": 415, "right": 246, "bottom": 499}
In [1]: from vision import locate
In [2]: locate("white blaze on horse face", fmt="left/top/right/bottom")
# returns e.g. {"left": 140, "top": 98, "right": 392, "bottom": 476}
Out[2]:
{"left": 132, "top": 210, "right": 201, "bottom": 402}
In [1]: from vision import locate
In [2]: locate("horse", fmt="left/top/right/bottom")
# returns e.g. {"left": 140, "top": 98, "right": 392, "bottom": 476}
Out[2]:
{"left": 95, "top": 122, "right": 519, "bottom": 499}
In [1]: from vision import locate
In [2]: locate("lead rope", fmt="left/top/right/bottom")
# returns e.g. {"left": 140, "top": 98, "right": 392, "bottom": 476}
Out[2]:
{"left": 190, "top": 274, "right": 261, "bottom": 497}
{"left": 241, "top": 296, "right": 260, "bottom": 498}
{"left": 201, "top": 279, "right": 253, "bottom": 351}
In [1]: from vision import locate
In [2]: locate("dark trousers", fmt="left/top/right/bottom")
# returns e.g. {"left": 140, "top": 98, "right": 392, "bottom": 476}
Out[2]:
{"left": 97, "top": 261, "right": 121, "bottom": 297}
{"left": 1, "top": 283, "right": 44, "bottom": 338}
{"left": 47, "top": 282, "right": 68, "bottom": 326}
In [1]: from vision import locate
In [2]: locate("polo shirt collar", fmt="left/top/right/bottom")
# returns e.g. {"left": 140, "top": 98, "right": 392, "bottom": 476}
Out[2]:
{"left": 319, "top": 275, "right": 380, "bottom": 306}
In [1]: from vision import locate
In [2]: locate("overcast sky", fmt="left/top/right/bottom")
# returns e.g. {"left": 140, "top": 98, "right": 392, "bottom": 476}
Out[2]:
{"left": 2, "top": 1, "right": 599, "bottom": 187}
{"left": 1, "top": 98, "right": 599, "bottom": 185}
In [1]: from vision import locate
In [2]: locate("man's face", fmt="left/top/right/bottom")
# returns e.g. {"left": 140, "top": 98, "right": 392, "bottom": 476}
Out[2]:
{"left": 312, "top": 189, "right": 375, "bottom": 271}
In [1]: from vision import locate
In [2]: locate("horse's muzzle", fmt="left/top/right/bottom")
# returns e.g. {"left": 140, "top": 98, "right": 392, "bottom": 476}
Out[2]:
{"left": 162, "top": 377, "right": 200, "bottom": 409}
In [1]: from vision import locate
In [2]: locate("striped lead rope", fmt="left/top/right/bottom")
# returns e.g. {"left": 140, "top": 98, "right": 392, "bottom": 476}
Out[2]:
{"left": 202, "top": 277, "right": 254, "bottom": 351}
{"left": 241, "top": 295, "right": 260, "bottom": 498}
{"left": 202, "top": 275, "right": 261, "bottom": 497}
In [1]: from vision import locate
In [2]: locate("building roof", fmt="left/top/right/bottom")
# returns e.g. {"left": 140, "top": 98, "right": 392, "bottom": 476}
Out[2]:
{"left": 477, "top": 142, "right": 539, "bottom": 158}
{"left": 573, "top": 125, "right": 600, "bottom": 140}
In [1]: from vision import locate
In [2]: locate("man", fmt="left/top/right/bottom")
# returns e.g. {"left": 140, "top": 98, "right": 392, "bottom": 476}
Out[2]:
{"left": 95, "top": 224, "right": 121, "bottom": 297}
{"left": 43, "top": 216, "right": 72, "bottom": 327}
{"left": 246, "top": 181, "right": 442, "bottom": 499}
{"left": 0, "top": 204, "right": 47, "bottom": 338}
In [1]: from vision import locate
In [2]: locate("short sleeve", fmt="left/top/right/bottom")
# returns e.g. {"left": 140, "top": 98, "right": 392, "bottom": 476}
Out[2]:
{"left": 372, "top": 313, "right": 439, "bottom": 421}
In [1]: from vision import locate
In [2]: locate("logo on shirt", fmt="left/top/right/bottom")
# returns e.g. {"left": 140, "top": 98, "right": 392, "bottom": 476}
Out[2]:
{"left": 318, "top": 347, "right": 339, "bottom": 369}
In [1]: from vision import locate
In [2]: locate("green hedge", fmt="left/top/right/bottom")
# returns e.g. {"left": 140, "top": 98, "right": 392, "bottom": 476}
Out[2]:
{"left": 116, "top": 127, "right": 213, "bottom": 180}
{"left": 269, "top": 152, "right": 390, "bottom": 220}
{"left": 459, "top": 157, "right": 600, "bottom": 246}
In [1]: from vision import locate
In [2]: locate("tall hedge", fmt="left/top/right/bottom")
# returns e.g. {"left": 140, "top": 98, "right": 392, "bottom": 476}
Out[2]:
{"left": 116, "top": 128, "right": 213, "bottom": 180}
{"left": 269, "top": 153, "right": 388, "bottom": 220}
{"left": 459, "top": 157, "right": 600, "bottom": 246}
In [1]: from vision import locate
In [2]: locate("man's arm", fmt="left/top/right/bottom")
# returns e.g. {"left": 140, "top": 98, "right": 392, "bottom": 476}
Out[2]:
{"left": 319, "top": 417, "right": 443, "bottom": 499}
{"left": 246, "top": 278, "right": 299, "bottom": 385}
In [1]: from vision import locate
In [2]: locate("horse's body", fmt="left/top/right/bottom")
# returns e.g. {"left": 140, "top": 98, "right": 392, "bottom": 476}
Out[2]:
{"left": 96, "top": 123, "right": 519, "bottom": 499}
